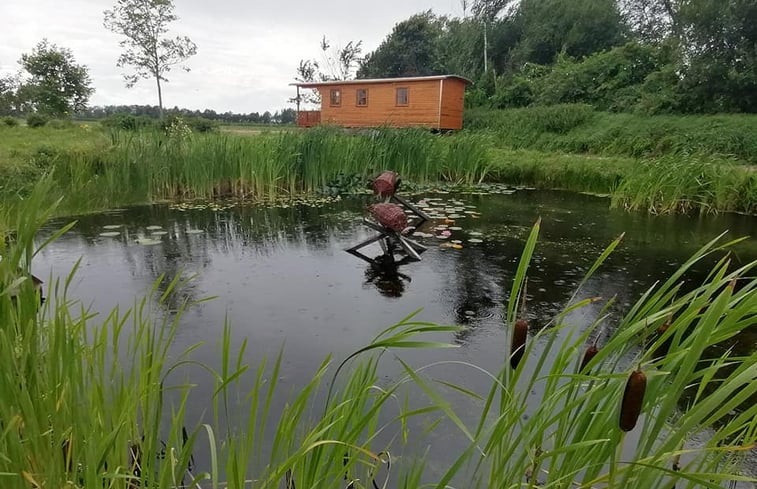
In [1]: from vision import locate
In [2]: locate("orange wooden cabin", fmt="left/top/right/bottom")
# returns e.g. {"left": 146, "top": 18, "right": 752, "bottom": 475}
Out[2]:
{"left": 292, "top": 75, "right": 471, "bottom": 130}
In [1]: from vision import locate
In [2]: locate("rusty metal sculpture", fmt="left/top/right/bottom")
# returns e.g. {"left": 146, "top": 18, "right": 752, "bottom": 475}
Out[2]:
{"left": 345, "top": 171, "right": 430, "bottom": 267}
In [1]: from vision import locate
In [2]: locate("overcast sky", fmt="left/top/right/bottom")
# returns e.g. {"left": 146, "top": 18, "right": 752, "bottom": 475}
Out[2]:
{"left": 0, "top": 0, "right": 464, "bottom": 113}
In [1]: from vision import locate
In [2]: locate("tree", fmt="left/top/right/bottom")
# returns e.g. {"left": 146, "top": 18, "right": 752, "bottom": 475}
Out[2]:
{"left": 0, "top": 74, "right": 20, "bottom": 116}
{"left": 358, "top": 11, "right": 445, "bottom": 78}
{"left": 675, "top": 0, "right": 757, "bottom": 112}
{"left": 104, "top": 0, "right": 197, "bottom": 118}
{"left": 619, "top": 0, "right": 679, "bottom": 43}
{"left": 471, "top": 0, "right": 517, "bottom": 20}
{"left": 293, "top": 36, "right": 363, "bottom": 107}
{"left": 512, "top": 0, "right": 626, "bottom": 65}
{"left": 17, "top": 40, "right": 93, "bottom": 117}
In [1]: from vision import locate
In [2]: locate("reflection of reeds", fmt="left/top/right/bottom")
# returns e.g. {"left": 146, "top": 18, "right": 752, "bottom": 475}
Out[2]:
{"left": 1, "top": 182, "right": 755, "bottom": 488}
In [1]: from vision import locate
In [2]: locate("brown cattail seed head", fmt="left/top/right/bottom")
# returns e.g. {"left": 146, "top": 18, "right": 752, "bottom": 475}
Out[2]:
{"left": 510, "top": 319, "right": 528, "bottom": 369}
{"left": 580, "top": 345, "right": 599, "bottom": 372}
{"left": 619, "top": 369, "right": 647, "bottom": 432}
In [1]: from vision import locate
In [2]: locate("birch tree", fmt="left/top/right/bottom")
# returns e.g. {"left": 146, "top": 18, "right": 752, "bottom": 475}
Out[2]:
{"left": 104, "top": 0, "right": 197, "bottom": 118}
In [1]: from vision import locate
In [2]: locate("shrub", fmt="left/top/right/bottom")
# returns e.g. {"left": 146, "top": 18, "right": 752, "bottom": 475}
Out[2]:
{"left": 159, "top": 115, "right": 218, "bottom": 133}
{"left": 102, "top": 113, "right": 155, "bottom": 131}
{"left": 26, "top": 114, "right": 49, "bottom": 128}
{"left": 185, "top": 116, "right": 219, "bottom": 133}
{"left": 1, "top": 116, "right": 19, "bottom": 127}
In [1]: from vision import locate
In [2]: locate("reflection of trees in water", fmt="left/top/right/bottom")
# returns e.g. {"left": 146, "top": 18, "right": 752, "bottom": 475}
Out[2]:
{"left": 441, "top": 244, "right": 501, "bottom": 344}
{"left": 57, "top": 201, "right": 367, "bottom": 311}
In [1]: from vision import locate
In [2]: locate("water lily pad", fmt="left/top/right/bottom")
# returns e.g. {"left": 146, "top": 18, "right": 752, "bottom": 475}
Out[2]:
{"left": 469, "top": 238, "right": 483, "bottom": 243}
{"left": 146, "top": 225, "right": 163, "bottom": 231}
{"left": 448, "top": 214, "right": 464, "bottom": 219}
{"left": 99, "top": 231, "right": 121, "bottom": 237}
{"left": 135, "top": 238, "right": 162, "bottom": 245}
{"left": 469, "top": 231, "right": 483, "bottom": 236}
{"left": 452, "top": 244, "right": 463, "bottom": 249}
{"left": 150, "top": 231, "right": 168, "bottom": 236}
{"left": 449, "top": 226, "right": 462, "bottom": 231}
{"left": 103, "top": 225, "right": 123, "bottom": 230}
{"left": 451, "top": 239, "right": 462, "bottom": 244}
{"left": 186, "top": 229, "right": 204, "bottom": 235}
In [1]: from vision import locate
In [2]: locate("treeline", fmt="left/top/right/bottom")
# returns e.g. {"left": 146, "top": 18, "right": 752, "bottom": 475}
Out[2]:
{"left": 356, "top": 0, "right": 757, "bottom": 114}
{"left": 77, "top": 105, "right": 296, "bottom": 124}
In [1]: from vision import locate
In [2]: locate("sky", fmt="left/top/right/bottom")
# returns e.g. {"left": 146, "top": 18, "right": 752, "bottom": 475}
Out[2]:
{"left": 0, "top": 0, "right": 464, "bottom": 113}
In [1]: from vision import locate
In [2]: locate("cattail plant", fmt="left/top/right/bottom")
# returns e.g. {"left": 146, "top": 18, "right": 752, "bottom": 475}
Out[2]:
{"left": 510, "top": 278, "right": 529, "bottom": 369}
{"left": 579, "top": 344, "right": 599, "bottom": 372}
{"left": 619, "top": 367, "right": 647, "bottom": 432}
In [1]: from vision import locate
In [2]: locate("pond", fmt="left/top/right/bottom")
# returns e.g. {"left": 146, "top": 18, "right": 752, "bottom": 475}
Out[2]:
{"left": 35, "top": 189, "right": 757, "bottom": 485}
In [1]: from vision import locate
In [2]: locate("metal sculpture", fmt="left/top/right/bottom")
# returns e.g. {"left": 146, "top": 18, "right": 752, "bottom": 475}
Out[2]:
{"left": 345, "top": 171, "right": 430, "bottom": 267}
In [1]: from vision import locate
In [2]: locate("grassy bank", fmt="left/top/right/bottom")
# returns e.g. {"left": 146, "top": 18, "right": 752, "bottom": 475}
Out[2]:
{"left": 2, "top": 187, "right": 755, "bottom": 488}
{"left": 466, "top": 105, "right": 757, "bottom": 164}
{"left": 488, "top": 149, "right": 757, "bottom": 214}
{"left": 1, "top": 117, "right": 756, "bottom": 215}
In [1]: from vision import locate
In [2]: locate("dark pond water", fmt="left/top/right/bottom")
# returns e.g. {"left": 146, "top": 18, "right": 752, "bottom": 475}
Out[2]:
{"left": 35, "top": 190, "right": 757, "bottom": 484}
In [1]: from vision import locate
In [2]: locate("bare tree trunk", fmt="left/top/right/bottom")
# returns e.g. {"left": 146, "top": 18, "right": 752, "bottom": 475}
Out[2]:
{"left": 156, "top": 75, "right": 164, "bottom": 119}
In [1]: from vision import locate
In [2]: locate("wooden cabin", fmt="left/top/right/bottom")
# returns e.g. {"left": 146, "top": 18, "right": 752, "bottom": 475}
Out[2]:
{"left": 292, "top": 75, "right": 471, "bottom": 130}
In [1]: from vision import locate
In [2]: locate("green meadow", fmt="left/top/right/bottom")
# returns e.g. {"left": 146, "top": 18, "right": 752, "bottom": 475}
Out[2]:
{"left": 2, "top": 105, "right": 757, "bottom": 216}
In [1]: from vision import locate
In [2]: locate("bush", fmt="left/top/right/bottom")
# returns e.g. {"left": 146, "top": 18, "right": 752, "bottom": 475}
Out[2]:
{"left": 26, "top": 114, "right": 49, "bottom": 128}
{"left": 102, "top": 113, "right": 155, "bottom": 131}
{"left": 1, "top": 116, "right": 19, "bottom": 127}
{"left": 159, "top": 115, "right": 218, "bottom": 133}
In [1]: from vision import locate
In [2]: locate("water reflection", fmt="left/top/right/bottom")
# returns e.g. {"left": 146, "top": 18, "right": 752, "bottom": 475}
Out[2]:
{"left": 363, "top": 256, "right": 413, "bottom": 298}
{"left": 33, "top": 190, "right": 756, "bottom": 485}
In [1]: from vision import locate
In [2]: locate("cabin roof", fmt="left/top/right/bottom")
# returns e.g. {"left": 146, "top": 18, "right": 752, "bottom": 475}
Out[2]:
{"left": 290, "top": 75, "right": 472, "bottom": 89}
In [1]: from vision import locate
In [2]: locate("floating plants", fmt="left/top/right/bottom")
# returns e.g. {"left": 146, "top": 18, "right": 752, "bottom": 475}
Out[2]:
{"left": 99, "top": 231, "right": 121, "bottom": 237}
{"left": 135, "top": 238, "right": 162, "bottom": 245}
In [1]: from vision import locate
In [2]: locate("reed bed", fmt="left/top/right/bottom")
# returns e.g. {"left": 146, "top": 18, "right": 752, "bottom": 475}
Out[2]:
{"left": 42, "top": 127, "right": 493, "bottom": 214}
{"left": 611, "top": 156, "right": 757, "bottom": 215}
{"left": 1, "top": 181, "right": 755, "bottom": 488}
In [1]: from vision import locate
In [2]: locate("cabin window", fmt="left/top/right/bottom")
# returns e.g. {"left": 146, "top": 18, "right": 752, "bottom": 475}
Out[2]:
{"left": 356, "top": 89, "right": 368, "bottom": 106}
{"left": 396, "top": 87, "right": 409, "bottom": 106}
{"left": 329, "top": 89, "right": 341, "bottom": 106}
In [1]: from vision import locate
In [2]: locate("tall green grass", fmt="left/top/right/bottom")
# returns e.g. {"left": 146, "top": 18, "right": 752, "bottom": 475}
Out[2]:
{"left": 39, "top": 127, "right": 493, "bottom": 213}
{"left": 488, "top": 148, "right": 757, "bottom": 214}
{"left": 612, "top": 156, "right": 757, "bottom": 215}
{"left": 466, "top": 105, "right": 757, "bottom": 163}
{"left": 1, "top": 181, "right": 755, "bottom": 488}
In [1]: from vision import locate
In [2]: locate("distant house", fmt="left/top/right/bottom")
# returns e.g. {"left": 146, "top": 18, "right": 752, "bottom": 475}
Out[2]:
{"left": 291, "top": 75, "right": 471, "bottom": 130}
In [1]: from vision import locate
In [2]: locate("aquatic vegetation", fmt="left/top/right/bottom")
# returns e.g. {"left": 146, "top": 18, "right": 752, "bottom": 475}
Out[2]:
{"left": 611, "top": 155, "right": 757, "bottom": 215}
